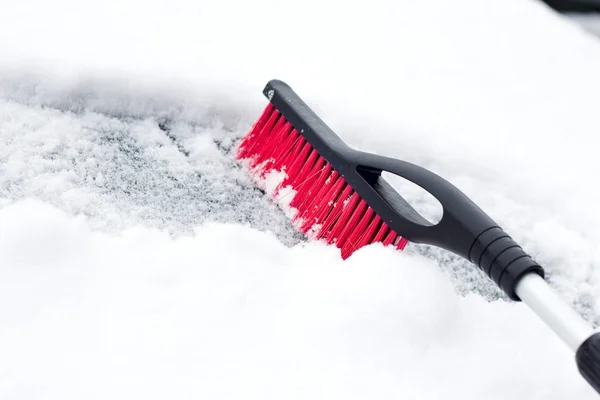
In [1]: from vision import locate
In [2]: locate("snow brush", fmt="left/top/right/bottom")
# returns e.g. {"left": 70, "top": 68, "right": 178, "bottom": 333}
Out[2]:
{"left": 236, "top": 79, "right": 600, "bottom": 394}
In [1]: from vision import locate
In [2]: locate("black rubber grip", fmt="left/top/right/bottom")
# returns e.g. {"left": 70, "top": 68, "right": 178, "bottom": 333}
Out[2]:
{"left": 469, "top": 227, "right": 544, "bottom": 300}
{"left": 263, "top": 79, "right": 545, "bottom": 301}
{"left": 577, "top": 332, "right": 600, "bottom": 394}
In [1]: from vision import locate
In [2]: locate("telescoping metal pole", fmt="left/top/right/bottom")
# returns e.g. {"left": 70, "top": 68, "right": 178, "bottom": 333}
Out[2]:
{"left": 515, "top": 272, "right": 600, "bottom": 394}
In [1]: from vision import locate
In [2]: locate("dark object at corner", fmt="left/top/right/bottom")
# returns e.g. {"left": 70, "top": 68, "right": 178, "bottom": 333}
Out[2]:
{"left": 541, "top": 0, "right": 600, "bottom": 13}
{"left": 576, "top": 332, "right": 600, "bottom": 394}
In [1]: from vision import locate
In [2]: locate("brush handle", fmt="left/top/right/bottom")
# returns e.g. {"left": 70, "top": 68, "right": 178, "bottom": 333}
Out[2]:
{"left": 353, "top": 151, "right": 544, "bottom": 301}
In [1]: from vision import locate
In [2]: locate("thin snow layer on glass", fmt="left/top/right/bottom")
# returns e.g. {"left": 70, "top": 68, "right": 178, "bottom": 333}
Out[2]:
{"left": 1, "top": 0, "right": 600, "bottom": 398}
{"left": 0, "top": 88, "right": 304, "bottom": 247}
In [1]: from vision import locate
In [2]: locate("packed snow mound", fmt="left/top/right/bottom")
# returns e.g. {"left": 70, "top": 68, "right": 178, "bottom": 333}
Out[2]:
{"left": 0, "top": 199, "right": 596, "bottom": 399}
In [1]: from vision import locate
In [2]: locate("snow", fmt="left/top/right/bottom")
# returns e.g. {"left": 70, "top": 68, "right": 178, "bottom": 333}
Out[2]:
{"left": 1, "top": 0, "right": 600, "bottom": 398}
{"left": 569, "top": 13, "right": 600, "bottom": 37}
{"left": 0, "top": 200, "right": 593, "bottom": 399}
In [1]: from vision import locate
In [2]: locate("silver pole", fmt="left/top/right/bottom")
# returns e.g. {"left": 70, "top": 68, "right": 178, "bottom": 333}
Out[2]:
{"left": 515, "top": 272, "right": 595, "bottom": 352}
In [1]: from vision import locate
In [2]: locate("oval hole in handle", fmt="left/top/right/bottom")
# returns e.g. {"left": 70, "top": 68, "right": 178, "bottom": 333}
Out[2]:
{"left": 380, "top": 171, "right": 444, "bottom": 226}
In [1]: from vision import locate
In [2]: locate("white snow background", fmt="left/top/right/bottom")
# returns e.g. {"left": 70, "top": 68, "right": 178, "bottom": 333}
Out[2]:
{"left": 1, "top": 0, "right": 600, "bottom": 398}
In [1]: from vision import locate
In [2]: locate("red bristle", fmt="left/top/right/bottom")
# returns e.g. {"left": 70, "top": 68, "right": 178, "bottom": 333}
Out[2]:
{"left": 383, "top": 229, "right": 398, "bottom": 246}
{"left": 335, "top": 194, "right": 368, "bottom": 248}
{"left": 346, "top": 212, "right": 383, "bottom": 256}
{"left": 316, "top": 184, "right": 353, "bottom": 243}
{"left": 271, "top": 137, "right": 308, "bottom": 198}
{"left": 328, "top": 191, "right": 361, "bottom": 245}
{"left": 298, "top": 165, "right": 335, "bottom": 232}
{"left": 282, "top": 140, "right": 313, "bottom": 187}
{"left": 272, "top": 130, "right": 300, "bottom": 171}
{"left": 306, "top": 172, "right": 341, "bottom": 219}
{"left": 237, "top": 103, "right": 275, "bottom": 159}
{"left": 310, "top": 174, "right": 346, "bottom": 233}
{"left": 289, "top": 154, "right": 325, "bottom": 210}
{"left": 237, "top": 104, "right": 411, "bottom": 259}
{"left": 361, "top": 213, "right": 383, "bottom": 244}
{"left": 277, "top": 135, "right": 305, "bottom": 175}
{"left": 259, "top": 121, "right": 294, "bottom": 173}
{"left": 372, "top": 220, "right": 391, "bottom": 243}
{"left": 248, "top": 110, "right": 281, "bottom": 169}
{"left": 341, "top": 207, "right": 376, "bottom": 259}
{"left": 290, "top": 148, "right": 320, "bottom": 190}
{"left": 292, "top": 157, "right": 326, "bottom": 212}
{"left": 247, "top": 108, "right": 279, "bottom": 158}
{"left": 252, "top": 113, "right": 286, "bottom": 167}
{"left": 397, "top": 237, "right": 409, "bottom": 250}
{"left": 289, "top": 151, "right": 321, "bottom": 207}
{"left": 270, "top": 123, "right": 295, "bottom": 156}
